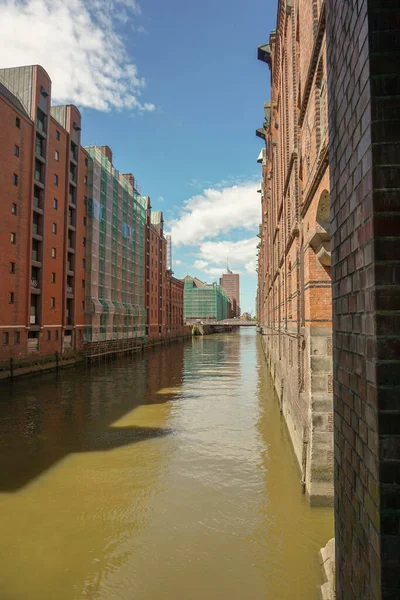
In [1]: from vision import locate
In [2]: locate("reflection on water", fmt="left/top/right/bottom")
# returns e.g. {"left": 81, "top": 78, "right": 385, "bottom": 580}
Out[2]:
{"left": 0, "top": 330, "right": 333, "bottom": 600}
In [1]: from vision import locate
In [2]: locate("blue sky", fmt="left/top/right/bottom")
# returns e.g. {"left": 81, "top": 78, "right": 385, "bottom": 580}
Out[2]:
{"left": 0, "top": 0, "right": 277, "bottom": 312}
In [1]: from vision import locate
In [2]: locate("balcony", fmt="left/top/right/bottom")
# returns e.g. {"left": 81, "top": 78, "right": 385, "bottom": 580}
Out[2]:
{"left": 33, "top": 202, "right": 43, "bottom": 216}
{"left": 71, "top": 143, "right": 78, "bottom": 163}
{"left": 36, "top": 120, "right": 46, "bottom": 137}
{"left": 31, "top": 278, "right": 41, "bottom": 294}
{"left": 31, "top": 249, "right": 41, "bottom": 265}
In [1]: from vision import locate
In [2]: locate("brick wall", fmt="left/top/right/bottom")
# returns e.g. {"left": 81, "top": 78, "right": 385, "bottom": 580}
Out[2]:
{"left": 257, "top": 0, "right": 333, "bottom": 504}
{"left": 326, "top": 0, "right": 400, "bottom": 597}
{"left": 0, "top": 95, "right": 33, "bottom": 360}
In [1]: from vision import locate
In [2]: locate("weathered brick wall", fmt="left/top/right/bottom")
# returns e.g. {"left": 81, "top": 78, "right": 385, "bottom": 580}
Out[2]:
{"left": 326, "top": 0, "right": 400, "bottom": 597}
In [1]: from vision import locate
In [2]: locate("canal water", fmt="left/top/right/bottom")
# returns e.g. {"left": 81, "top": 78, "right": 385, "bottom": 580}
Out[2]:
{"left": 0, "top": 329, "right": 333, "bottom": 600}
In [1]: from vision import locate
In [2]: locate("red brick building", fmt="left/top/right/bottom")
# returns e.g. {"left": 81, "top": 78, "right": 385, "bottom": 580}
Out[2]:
{"left": 165, "top": 271, "right": 185, "bottom": 337}
{"left": 0, "top": 65, "right": 87, "bottom": 361}
{"left": 256, "top": 0, "right": 333, "bottom": 504}
{"left": 144, "top": 202, "right": 167, "bottom": 339}
{"left": 220, "top": 270, "right": 240, "bottom": 317}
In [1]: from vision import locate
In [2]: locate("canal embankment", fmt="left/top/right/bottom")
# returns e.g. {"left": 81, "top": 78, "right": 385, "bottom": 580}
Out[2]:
{"left": 0, "top": 330, "right": 192, "bottom": 381}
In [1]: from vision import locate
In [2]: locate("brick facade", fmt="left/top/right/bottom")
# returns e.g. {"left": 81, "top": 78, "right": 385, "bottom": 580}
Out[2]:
{"left": 256, "top": 0, "right": 333, "bottom": 504}
{"left": 144, "top": 202, "right": 167, "bottom": 339}
{"left": 220, "top": 272, "right": 240, "bottom": 317}
{"left": 165, "top": 272, "right": 185, "bottom": 337}
{"left": 326, "top": 0, "right": 400, "bottom": 597}
{"left": 0, "top": 66, "right": 86, "bottom": 361}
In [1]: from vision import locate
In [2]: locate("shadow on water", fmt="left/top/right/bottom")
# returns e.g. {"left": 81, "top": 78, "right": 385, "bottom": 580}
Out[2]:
{"left": 0, "top": 341, "right": 189, "bottom": 492}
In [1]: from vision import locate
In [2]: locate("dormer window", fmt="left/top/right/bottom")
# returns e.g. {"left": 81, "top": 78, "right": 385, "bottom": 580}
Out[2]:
{"left": 40, "top": 85, "right": 49, "bottom": 98}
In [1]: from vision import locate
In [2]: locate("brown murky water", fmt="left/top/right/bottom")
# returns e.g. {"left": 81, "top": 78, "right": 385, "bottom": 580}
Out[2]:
{"left": 0, "top": 329, "right": 333, "bottom": 600}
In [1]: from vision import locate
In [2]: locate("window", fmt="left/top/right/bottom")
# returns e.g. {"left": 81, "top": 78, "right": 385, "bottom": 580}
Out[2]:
{"left": 83, "top": 217, "right": 87, "bottom": 226}
{"left": 51, "top": 248, "right": 56, "bottom": 258}
{"left": 32, "top": 239, "right": 39, "bottom": 261}
{"left": 12, "top": 203, "right": 17, "bottom": 215}
{"left": 9, "top": 292, "right": 14, "bottom": 304}
{"left": 14, "top": 145, "right": 19, "bottom": 157}
{"left": 55, "top": 150, "right": 59, "bottom": 162}
{"left": 13, "top": 174, "right": 18, "bottom": 185}
{"left": 32, "top": 213, "right": 40, "bottom": 235}
{"left": 34, "top": 186, "right": 42, "bottom": 209}
{"left": 51, "top": 272, "right": 56, "bottom": 283}
{"left": 54, "top": 174, "right": 59, "bottom": 185}
{"left": 47, "top": 331, "right": 51, "bottom": 341}
{"left": 55, "top": 330, "right": 59, "bottom": 341}
{"left": 84, "top": 196, "right": 87, "bottom": 205}
{"left": 2, "top": 332, "right": 9, "bottom": 345}
{"left": 82, "top": 279, "right": 85, "bottom": 288}
{"left": 14, "top": 331, "right": 20, "bottom": 344}
{"left": 84, "top": 176, "right": 87, "bottom": 184}
{"left": 36, "top": 108, "right": 46, "bottom": 133}
{"left": 52, "top": 223, "right": 57, "bottom": 234}
{"left": 11, "top": 232, "right": 16, "bottom": 244}
{"left": 83, "top": 237, "right": 86, "bottom": 246}
{"left": 34, "top": 160, "right": 43, "bottom": 182}
{"left": 35, "top": 135, "right": 44, "bottom": 157}
{"left": 9, "top": 262, "right": 15, "bottom": 274}
{"left": 16, "top": 117, "right": 20, "bottom": 128}
{"left": 51, "top": 297, "right": 56, "bottom": 308}
{"left": 56, "top": 130, "right": 60, "bottom": 140}
{"left": 82, "top": 301, "right": 85, "bottom": 310}
{"left": 53, "top": 198, "right": 58, "bottom": 210}
{"left": 82, "top": 258, "right": 86, "bottom": 269}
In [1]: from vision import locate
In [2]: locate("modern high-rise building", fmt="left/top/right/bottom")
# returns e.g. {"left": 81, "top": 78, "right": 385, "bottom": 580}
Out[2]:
{"left": 220, "top": 270, "right": 240, "bottom": 317}
{"left": 183, "top": 276, "right": 230, "bottom": 322}
{"left": 0, "top": 65, "right": 87, "bottom": 359}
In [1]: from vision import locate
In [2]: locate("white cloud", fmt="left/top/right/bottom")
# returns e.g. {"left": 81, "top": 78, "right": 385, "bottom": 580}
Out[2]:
{"left": 168, "top": 182, "right": 260, "bottom": 246}
{"left": 193, "top": 238, "right": 258, "bottom": 277}
{"left": 174, "top": 259, "right": 183, "bottom": 266}
{"left": 0, "top": 0, "right": 155, "bottom": 112}
{"left": 159, "top": 196, "right": 165, "bottom": 202}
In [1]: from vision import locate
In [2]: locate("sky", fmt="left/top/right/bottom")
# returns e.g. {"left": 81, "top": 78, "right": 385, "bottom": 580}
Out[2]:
{"left": 0, "top": 0, "right": 277, "bottom": 313}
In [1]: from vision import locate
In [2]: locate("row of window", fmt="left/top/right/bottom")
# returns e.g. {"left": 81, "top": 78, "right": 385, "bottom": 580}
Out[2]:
{"left": 10, "top": 232, "right": 86, "bottom": 249}
{"left": 9, "top": 260, "right": 86, "bottom": 274}
{"left": 2, "top": 330, "right": 60, "bottom": 345}
{"left": 13, "top": 171, "right": 87, "bottom": 189}
{"left": 2, "top": 331, "right": 20, "bottom": 345}
{"left": 6, "top": 294, "right": 85, "bottom": 310}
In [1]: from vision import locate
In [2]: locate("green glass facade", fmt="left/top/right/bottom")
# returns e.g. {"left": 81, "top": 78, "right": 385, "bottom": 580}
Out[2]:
{"left": 184, "top": 277, "right": 230, "bottom": 321}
